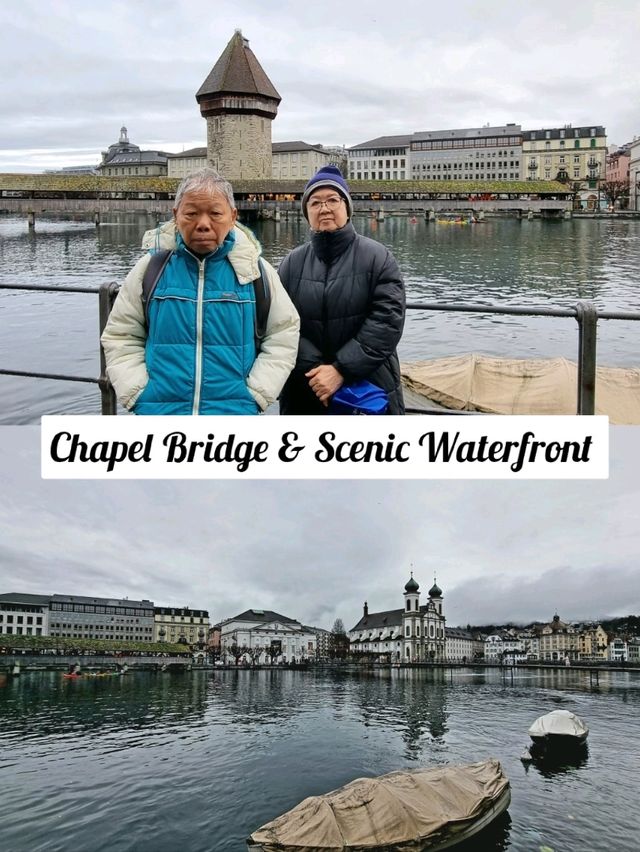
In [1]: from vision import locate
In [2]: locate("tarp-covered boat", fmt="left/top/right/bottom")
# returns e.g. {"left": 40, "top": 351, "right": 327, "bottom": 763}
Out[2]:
{"left": 247, "top": 758, "right": 510, "bottom": 852}
{"left": 401, "top": 354, "right": 640, "bottom": 424}
{"left": 528, "top": 709, "right": 589, "bottom": 745}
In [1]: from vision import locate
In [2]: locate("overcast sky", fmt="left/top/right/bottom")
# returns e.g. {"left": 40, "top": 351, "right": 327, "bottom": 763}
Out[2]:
{"left": 1, "top": 0, "right": 638, "bottom": 173}
{"left": 0, "top": 427, "right": 637, "bottom": 631}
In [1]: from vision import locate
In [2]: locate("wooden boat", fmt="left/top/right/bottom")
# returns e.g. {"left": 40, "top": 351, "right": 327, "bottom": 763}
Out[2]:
{"left": 436, "top": 216, "right": 470, "bottom": 225}
{"left": 401, "top": 354, "right": 640, "bottom": 424}
{"left": 247, "top": 758, "right": 510, "bottom": 852}
{"left": 62, "top": 672, "right": 82, "bottom": 679}
{"left": 528, "top": 709, "right": 589, "bottom": 747}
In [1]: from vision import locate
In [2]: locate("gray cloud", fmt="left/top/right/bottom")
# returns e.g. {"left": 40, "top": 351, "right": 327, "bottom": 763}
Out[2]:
{"left": 1, "top": 0, "right": 639, "bottom": 170}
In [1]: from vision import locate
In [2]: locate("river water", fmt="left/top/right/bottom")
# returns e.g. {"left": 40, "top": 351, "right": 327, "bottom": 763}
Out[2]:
{"left": 0, "top": 666, "right": 638, "bottom": 852}
{"left": 0, "top": 213, "right": 639, "bottom": 423}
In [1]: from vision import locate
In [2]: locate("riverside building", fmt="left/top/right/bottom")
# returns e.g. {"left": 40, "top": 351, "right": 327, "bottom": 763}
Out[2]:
{"left": 167, "top": 147, "right": 208, "bottom": 179}
{"left": 410, "top": 124, "right": 522, "bottom": 181}
{"left": 522, "top": 125, "right": 607, "bottom": 207}
{"left": 97, "top": 126, "right": 169, "bottom": 177}
{"left": 629, "top": 137, "right": 640, "bottom": 211}
{"left": 47, "top": 595, "right": 155, "bottom": 641}
{"left": 219, "top": 609, "right": 316, "bottom": 663}
{"left": 445, "top": 626, "right": 482, "bottom": 662}
{"left": 348, "top": 135, "right": 411, "bottom": 181}
{"left": 154, "top": 606, "right": 210, "bottom": 646}
{"left": 349, "top": 575, "right": 446, "bottom": 663}
{"left": 0, "top": 593, "right": 49, "bottom": 636}
{"left": 271, "top": 141, "right": 336, "bottom": 179}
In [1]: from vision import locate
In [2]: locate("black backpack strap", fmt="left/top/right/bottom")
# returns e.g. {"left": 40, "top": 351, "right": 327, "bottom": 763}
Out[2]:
{"left": 141, "top": 249, "right": 173, "bottom": 327}
{"left": 252, "top": 258, "right": 271, "bottom": 352}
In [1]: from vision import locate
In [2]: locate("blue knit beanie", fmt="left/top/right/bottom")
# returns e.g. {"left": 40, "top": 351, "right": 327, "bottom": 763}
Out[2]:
{"left": 301, "top": 165, "right": 353, "bottom": 220}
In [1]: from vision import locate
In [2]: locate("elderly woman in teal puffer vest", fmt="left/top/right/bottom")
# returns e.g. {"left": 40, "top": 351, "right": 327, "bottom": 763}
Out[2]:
{"left": 101, "top": 168, "right": 299, "bottom": 414}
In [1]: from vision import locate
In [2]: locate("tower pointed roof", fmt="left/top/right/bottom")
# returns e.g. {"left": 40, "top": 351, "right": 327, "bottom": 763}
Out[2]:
{"left": 196, "top": 30, "right": 281, "bottom": 102}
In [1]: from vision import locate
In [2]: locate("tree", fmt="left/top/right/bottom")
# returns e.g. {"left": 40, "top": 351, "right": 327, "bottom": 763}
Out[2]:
{"left": 247, "top": 644, "right": 264, "bottom": 666}
{"left": 600, "top": 179, "right": 629, "bottom": 209}
{"left": 329, "top": 618, "right": 349, "bottom": 660}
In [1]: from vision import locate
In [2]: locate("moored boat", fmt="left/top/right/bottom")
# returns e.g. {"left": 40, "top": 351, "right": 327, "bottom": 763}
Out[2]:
{"left": 436, "top": 216, "right": 470, "bottom": 225}
{"left": 401, "top": 354, "right": 640, "bottom": 424}
{"left": 247, "top": 758, "right": 510, "bottom": 852}
{"left": 528, "top": 709, "right": 589, "bottom": 747}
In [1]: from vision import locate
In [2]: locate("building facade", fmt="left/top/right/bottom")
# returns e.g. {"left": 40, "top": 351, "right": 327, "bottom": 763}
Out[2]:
{"left": 0, "top": 593, "right": 49, "bottom": 636}
{"left": 48, "top": 595, "right": 155, "bottom": 642}
{"left": 606, "top": 146, "right": 630, "bottom": 183}
{"left": 97, "top": 126, "right": 169, "bottom": 176}
{"left": 538, "top": 613, "right": 579, "bottom": 661}
{"left": 196, "top": 30, "right": 280, "bottom": 180}
{"left": 522, "top": 125, "right": 607, "bottom": 207}
{"left": 219, "top": 609, "right": 316, "bottom": 663}
{"left": 154, "top": 606, "right": 210, "bottom": 646}
{"left": 272, "top": 141, "right": 334, "bottom": 180}
{"left": 445, "top": 627, "right": 481, "bottom": 662}
{"left": 349, "top": 575, "right": 446, "bottom": 663}
{"left": 167, "top": 147, "right": 208, "bottom": 179}
{"left": 348, "top": 135, "right": 411, "bottom": 181}
{"left": 577, "top": 623, "right": 608, "bottom": 660}
{"left": 629, "top": 138, "right": 640, "bottom": 211}
{"left": 308, "top": 626, "right": 331, "bottom": 661}
{"left": 410, "top": 124, "right": 522, "bottom": 182}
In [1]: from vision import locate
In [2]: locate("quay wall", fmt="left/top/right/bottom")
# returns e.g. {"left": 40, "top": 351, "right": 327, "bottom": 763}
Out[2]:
{"left": 0, "top": 197, "right": 574, "bottom": 217}
{"left": 1, "top": 653, "right": 190, "bottom": 671}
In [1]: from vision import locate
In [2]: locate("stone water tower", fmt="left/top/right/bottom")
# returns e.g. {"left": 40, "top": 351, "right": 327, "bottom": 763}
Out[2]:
{"left": 196, "top": 30, "right": 281, "bottom": 180}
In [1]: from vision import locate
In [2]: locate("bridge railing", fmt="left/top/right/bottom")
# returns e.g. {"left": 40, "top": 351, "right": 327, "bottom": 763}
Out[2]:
{"left": 1, "top": 281, "right": 638, "bottom": 417}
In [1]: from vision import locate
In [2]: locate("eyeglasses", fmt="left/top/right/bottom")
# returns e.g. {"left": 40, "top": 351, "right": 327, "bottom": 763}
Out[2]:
{"left": 308, "top": 196, "right": 344, "bottom": 212}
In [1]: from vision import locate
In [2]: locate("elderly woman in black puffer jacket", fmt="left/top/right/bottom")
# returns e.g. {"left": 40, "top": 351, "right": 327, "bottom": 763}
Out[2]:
{"left": 278, "top": 165, "right": 406, "bottom": 415}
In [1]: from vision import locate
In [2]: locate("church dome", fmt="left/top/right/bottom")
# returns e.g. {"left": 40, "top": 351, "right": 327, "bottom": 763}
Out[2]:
{"left": 429, "top": 579, "right": 442, "bottom": 597}
{"left": 404, "top": 574, "right": 419, "bottom": 593}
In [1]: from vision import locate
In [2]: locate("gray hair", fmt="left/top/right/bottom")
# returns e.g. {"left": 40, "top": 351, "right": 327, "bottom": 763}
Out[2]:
{"left": 174, "top": 168, "right": 236, "bottom": 210}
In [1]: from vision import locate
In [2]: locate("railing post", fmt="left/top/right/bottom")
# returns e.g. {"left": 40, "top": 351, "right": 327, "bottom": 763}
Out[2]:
{"left": 98, "top": 282, "right": 120, "bottom": 415}
{"left": 575, "top": 300, "right": 598, "bottom": 415}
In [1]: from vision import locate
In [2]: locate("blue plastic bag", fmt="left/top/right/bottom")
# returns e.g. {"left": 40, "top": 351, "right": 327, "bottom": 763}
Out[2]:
{"left": 329, "top": 380, "right": 389, "bottom": 415}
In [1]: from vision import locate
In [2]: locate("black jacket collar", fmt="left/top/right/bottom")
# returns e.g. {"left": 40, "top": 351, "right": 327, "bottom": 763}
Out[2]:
{"left": 310, "top": 221, "right": 357, "bottom": 264}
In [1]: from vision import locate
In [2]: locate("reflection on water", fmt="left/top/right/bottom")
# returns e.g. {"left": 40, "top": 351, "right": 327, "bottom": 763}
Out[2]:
{"left": 0, "top": 667, "right": 639, "bottom": 852}
{"left": 1, "top": 212, "right": 640, "bottom": 423}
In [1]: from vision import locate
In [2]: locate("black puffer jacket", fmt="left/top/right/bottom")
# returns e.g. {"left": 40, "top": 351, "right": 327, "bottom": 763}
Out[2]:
{"left": 278, "top": 222, "right": 406, "bottom": 414}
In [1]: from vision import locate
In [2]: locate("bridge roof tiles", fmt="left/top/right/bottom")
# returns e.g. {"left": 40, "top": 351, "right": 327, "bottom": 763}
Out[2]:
{"left": 0, "top": 173, "right": 570, "bottom": 198}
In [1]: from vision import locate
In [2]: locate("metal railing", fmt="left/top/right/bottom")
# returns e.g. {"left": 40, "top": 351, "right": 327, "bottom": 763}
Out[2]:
{"left": 1, "top": 281, "right": 639, "bottom": 417}
{"left": 0, "top": 281, "right": 119, "bottom": 415}
{"left": 404, "top": 298, "right": 640, "bottom": 415}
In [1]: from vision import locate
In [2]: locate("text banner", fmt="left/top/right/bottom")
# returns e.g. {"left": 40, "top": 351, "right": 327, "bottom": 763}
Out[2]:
{"left": 41, "top": 415, "right": 609, "bottom": 480}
